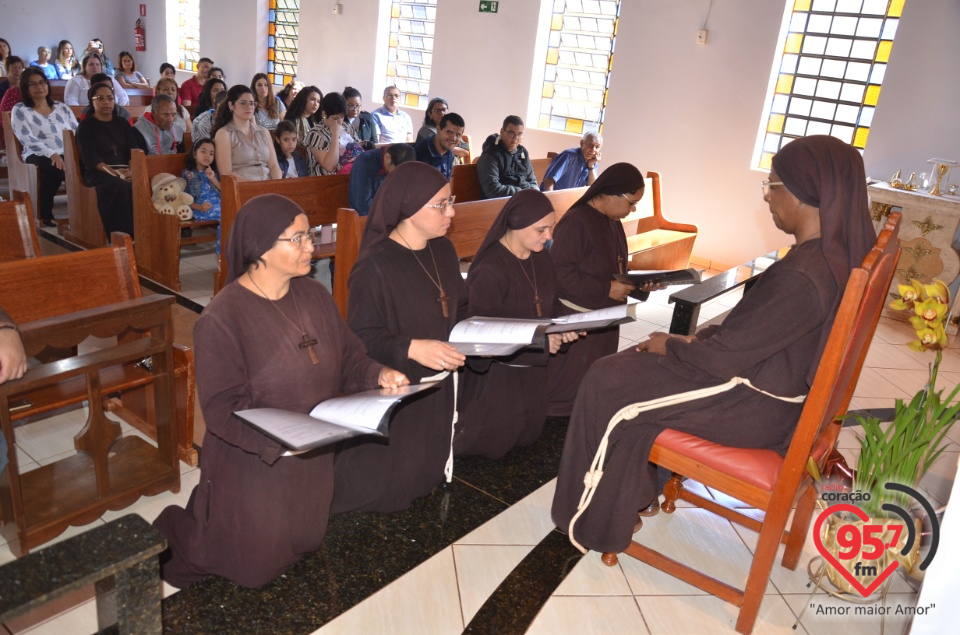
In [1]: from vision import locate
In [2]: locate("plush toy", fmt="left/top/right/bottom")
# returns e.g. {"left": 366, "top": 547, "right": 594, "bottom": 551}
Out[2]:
{"left": 151, "top": 173, "right": 194, "bottom": 221}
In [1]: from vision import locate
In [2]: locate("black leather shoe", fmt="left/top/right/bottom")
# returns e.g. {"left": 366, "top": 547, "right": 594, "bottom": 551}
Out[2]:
{"left": 41, "top": 219, "right": 56, "bottom": 228}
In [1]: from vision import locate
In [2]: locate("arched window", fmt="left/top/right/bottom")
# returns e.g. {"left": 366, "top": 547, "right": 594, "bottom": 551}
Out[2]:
{"left": 385, "top": 0, "right": 438, "bottom": 108}
{"left": 269, "top": 0, "right": 301, "bottom": 86}
{"left": 178, "top": 0, "right": 200, "bottom": 72}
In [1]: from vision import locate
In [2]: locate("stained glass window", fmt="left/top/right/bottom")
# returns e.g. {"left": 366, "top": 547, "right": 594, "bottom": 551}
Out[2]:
{"left": 178, "top": 0, "right": 200, "bottom": 72}
{"left": 755, "top": 0, "right": 905, "bottom": 170}
{"left": 385, "top": 0, "right": 437, "bottom": 109}
{"left": 269, "top": 0, "right": 300, "bottom": 86}
{"left": 538, "top": 0, "right": 621, "bottom": 136}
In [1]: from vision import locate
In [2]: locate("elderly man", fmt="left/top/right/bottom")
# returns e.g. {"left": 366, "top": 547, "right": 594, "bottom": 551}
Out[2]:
{"left": 180, "top": 57, "right": 213, "bottom": 106}
{"left": 134, "top": 94, "right": 183, "bottom": 155}
{"left": 414, "top": 112, "right": 465, "bottom": 180}
{"left": 541, "top": 132, "right": 602, "bottom": 191}
{"left": 348, "top": 143, "right": 416, "bottom": 216}
{"left": 0, "top": 307, "right": 28, "bottom": 475}
{"left": 476, "top": 115, "right": 538, "bottom": 199}
{"left": 371, "top": 85, "right": 413, "bottom": 143}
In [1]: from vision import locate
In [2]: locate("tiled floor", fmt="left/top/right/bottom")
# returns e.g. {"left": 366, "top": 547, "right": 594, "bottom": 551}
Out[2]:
{"left": 3, "top": 276, "right": 956, "bottom": 634}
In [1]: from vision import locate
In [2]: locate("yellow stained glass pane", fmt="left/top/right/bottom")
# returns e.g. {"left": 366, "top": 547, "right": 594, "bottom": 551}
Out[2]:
{"left": 767, "top": 114, "right": 785, "bottom": 133}
{"left": 759, "top": 153, "right": 774, "bottom": 171}
{"left": 392, "top": 4, "right": 400, "bottom": 18}
{"left": 539, "top": 115, "right": 550, "bottom": 129}
{"left": 546, "top": 48, "right": 559, "bottom": 65}
{"left": 875, "top": 40, "right": 892, "bottom": 63}
{"left": 793, "top": 0, "right": 810, "bottom": 9}
{"left": 888, "top": 0, "right": 904, "bottom": 17}
{"left": 268, "top": 49, "right": 275, "bottom": 61}
{"left": 775, "top": 74, "right": 794, "bottom": 94}
{"left": 268, "top": 73, "right": 275, "bottom": 83}
{"left": 784, "top": 33, "right": 803, "bottom": 54}
{"left": 390, "top": 34, "right": 398, "bottom": 47}
{"left": 542, "top": 82, "right": 555, "bottom": 98}
{"left": 405, "top": 93, "right": 418, "bottom": 107}
{"left": 565, "top": 119, "right": 583, "bottom": 135}
{"left": 865, "top": 85, "right": 881, "bottom": 106}
{"left": 853, "top": 127, "right": 869, "bottom": 148}
{"left": 551, "top": 14, "right": 563, "bottom": 30}
{"left": 387, "top": 62, "right": 396, "bottom": 76}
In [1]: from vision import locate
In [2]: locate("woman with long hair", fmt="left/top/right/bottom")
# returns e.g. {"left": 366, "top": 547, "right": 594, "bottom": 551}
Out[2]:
{"left": 115, "top": 51, "right": 150, "bottom": 89}
{"left": 194, "top": 77, "right": 226, "bottom": 116}
{"left": 213, "top": 84, "right": 281, "bottom": 181}
{"left": 251, "top": 72, "right": 284, "bottom": 130}
{"left": 283, "top": 85, "right": 322, "bottom": 142}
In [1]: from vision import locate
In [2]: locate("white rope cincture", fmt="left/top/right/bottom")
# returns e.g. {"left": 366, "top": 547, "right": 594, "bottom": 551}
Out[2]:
{"left": 566, "top": 376, "right": 807, "bottom": 554}
{"left": 422, "top": 369, "right": 458, "bottom": 484}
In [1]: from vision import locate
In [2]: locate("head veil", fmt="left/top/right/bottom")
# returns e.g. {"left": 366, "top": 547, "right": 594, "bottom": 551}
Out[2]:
{"left": 574, "top": 162, "right": 645, "bottom": 208}
{"left": 472, "top": 189, "right": 555, "bottom": 266}
{"left": 226, "top": 194, "right": 303, "bottom": 284}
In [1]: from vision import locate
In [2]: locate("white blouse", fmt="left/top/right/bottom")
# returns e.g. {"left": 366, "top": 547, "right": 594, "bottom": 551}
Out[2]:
{"left": 63, "top": 75, "right": 129, "bottom": 106}
{"left": 10, "top": 101, "right": 79, "bottom": 159}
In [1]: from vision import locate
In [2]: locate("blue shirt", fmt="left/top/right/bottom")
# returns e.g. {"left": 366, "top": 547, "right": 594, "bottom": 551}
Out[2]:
{"left": 541, "top": 147, "right": 596, "bottom": 190}
{"left": 371, "top": 106, "right": 413, "bottom": 143}
{"left": 349, "top": 147, "right": 388, "bottom": 216}
{"left": 414, "top": 135, "right": 454, "bottom": 180}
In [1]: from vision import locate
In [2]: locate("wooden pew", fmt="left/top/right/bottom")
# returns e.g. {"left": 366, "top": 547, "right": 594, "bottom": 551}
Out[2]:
{"left": 0, "top": 192, "right": 41, "bottom": 262}
{"left": 48, "top": 80, "right": 66, "bottom": 102}
{"left": 624, "top": 171, "right": 698, "bottom": 270}
{"left": 62, "top": 129, "right": 106, "bottom": 249}
{"left": 124, "top": 88, "right": 155, "bottom": 107}
{"left": 68, "top": 105, "right": 150, "bottom": 122}
{"left": 450, "top": 163, "right": 483, "bottom": 203}
{"left": 0, "top": 233, "right": 182, "bottom": 555}
{"left": 2, "top": 112, "right": 40, "bottom": 219}
{"left": 130, "top": 150, "right": 218, "bottom": 291}
{"left": 531, "top": 157, "right": 552, "bottom": 186}
{"left": 215, "top": 173, "right": 350, "bottom": 292}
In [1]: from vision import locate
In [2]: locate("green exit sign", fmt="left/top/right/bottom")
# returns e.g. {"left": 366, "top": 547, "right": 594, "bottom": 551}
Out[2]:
{"left": 479, "top": 1, "right": 499, "bottom": 13}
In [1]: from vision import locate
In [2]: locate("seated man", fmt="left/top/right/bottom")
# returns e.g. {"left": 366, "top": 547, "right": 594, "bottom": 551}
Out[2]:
{"left": 348, "top": 143, "right": 415, "bottom": 216}
{"left": 413, "top": 112, "right": 465, "bottom": 180}
{"left": 180, "top": 57, "right": 213, "bottom": 106}
{"left": 541, "top": 132, "right": 602, "bottom": 191}
{"left": 134, "top": 94, "right": 183, "bottom": 155}
{"left": 0, "top": 306, "right": 28, "bottom": 475}
{"left": 476, "top": 115, "right": 538, "bottom": 199}
{"left": 371, "top": 86, "right": 413, "bottom": 143}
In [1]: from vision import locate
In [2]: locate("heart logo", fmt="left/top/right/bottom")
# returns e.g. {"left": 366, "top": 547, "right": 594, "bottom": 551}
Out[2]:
{"left": 813, "top": 503, "right": 900, "bottom": 597}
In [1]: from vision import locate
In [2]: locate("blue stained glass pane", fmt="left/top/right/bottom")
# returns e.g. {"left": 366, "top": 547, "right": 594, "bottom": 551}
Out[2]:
{"left": 268, "top": 36, "right": 275, "bottom": 47}
{"left": 270, "top": 10, "right": 276, "bottom": 21}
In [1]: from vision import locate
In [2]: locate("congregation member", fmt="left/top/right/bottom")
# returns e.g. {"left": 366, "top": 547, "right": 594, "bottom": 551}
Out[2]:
{"left": 551, "top": 135, "right": 876, "bottom": 553}
{"left": 277, "top": 79, "right": 302, "bottom": 108}
{"left": 193, "top": 90, "right": 226, "bottom": 142}
{"left": 75, "top": 82, "right": 146, "bottom": 238}
{"left": 477, "top": 115, "right": 538, "bottom": 199}
{"left": 208, "top": 67, "right": 225, "bottom": 82}
{"left": 0, "top": 306, "right": 28, "bottom": 475}
{"left": 333, "top": 162, "right": 466, "bottom": 514}
{"left": 371, "top": 85, "right": 413, "bottom": 143}
{"left": 53, "top": 40, "right": 79, "bottom": 79}
{"left": 79, "top": 73, "right": 132, "bottom": 121}
{"left": 284, "top": 85, "right": 322, "bottom": 142}
{"left": 154, "top": 77, "right": 192, "bottom": 137}
{"left": 0, "top": 38, "right": 9, "bottom": 78}
{"left": 0, "top": 57, "right": 24, "bottom": 153}
{"left": 134, "top": 94, "right": 182, "bottom": 155}
{"left": 10, "top": 68, "right": 78, "bottom": 227}
{"left": 274, "top": 120, "right": 309, "bottom": 178}
{"left": 181, "top": 138, "right": 222, "bottom": 226}
{"left": 29, "top": 46, "right": 58, "bottom": 80}
{"left": 159, "top": 62, "right": 176, "bottom": 81}
{"left": 413, "top": 112, "right": 465, "bottom": 180}
{"left": 114, "top": 51, "right": 150, "bottom": 89}
{"left": 213, "top": 85, "right": 281, "bottom": 181}
{"left": 348, "top": 143, "right": 415, "bottom": 216}
{"left": 180, "top": 57, "right": 213, "bottom": 106}
{"left": 302, "top": 92, "right": 364, "bottom": 175}
{"left": 541, "top": 132, "right": 603, "bottom": 191}
{"left": 84, "top": 39, "right": 113, "bottom": 75}
{"left": 153, "top": 195, "right": 407, "bottom": 589}
{"left": 455, "top": 190, "right": 578, "bottom": 459}
{"left": 252, "top": 72, "right": 285, "bottom": 130}
{"left": 193, "top": 77, "right": 227, "bottom": 117}
{"left": 547, "top": 164, "right": 645, "bottom": 417}
{"left": 343, "top": 86, "right": 378, "bottom": 148}
{"left": 64, "top": 53, "right": 128, "bottom": 106}
{"left": 417, "top": 97, "right": 448, "bottom": 142}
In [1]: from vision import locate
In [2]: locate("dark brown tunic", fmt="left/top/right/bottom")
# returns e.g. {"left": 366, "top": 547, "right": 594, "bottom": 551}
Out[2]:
{"left": 547, "top": 201, "right": 628, "bottom": 416}
{"left": 455, "top": 243, "right": 557, "bottom": 458}
{"left": 333, "top": 237, "right": 467, "bottom": 513}
{"left": 551, "top": 240, "right": 838, "bottom": 552}
{"left": 153, "top": 278, "right": 382, "bottom": 588}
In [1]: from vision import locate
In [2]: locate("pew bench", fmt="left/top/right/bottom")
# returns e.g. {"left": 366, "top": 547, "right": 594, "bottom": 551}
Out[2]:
{"left": 3, "top": 112, "right": 41, "bottom": 221}
{"left": 62, "top": 129, "right": 107, "bottom": 249}
{"left": 449, "top": 158, "right": 555, "bottom": 204}
{"left": 623, "top": 171, "right": 698, "bottom": 270}
{"left": 0, "top": 192, "right": 41, "bottom": 262}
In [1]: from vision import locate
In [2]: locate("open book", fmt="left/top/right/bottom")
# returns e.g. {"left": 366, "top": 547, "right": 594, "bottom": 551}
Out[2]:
{"left": 448, "top": 304, "right": 640, "bottom": 356}
{"left": 614, "top": 268, "right": 702, "bottom": 287}
{"left": 235, "top": 382, "right": 439, "bottom": 452}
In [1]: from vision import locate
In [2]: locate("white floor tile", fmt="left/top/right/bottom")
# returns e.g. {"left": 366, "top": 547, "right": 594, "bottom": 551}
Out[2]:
{"left": 618, "top": 319, "right": 663, "bottom": 343}
{"left": 455, "top": 479, "right": 556, "bottom": 546}
{"left": 526, "top": 596, "right": 649, "bottom": 635}
{"left": 452, "top": 544, "right": 531, "bottom": 624}
{"left": 553, "top": 551, "right": 633, "bottom": 596}
{"left": 100, "top": 468, "right": 201, "bottom": 525}
{"left": 14, "top": 408, "right": 89, "bottom": 463}
{"left": 636, "top": 593, "right": 799, "bottom": 635}
{"left": 781, "top": 590, "right": 917, "bottom": 635}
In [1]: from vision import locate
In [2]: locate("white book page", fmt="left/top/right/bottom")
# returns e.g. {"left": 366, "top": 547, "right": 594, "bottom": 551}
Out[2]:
{"left": 450, "top": 341, "right": 527, "bottom": 356}
{"left": 448, "top": 317, "right": 547, "bottom": 345}
{"left": 309, "top": 383, "right": 439, "bottom": 431}
{"left": 551, "top": 304, "right": 635, "bottom": 325}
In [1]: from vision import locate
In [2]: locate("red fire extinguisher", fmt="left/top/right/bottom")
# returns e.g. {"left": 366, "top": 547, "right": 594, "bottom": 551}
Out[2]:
{"left": 135, "top": 19, "right": 146, "bottom": 52}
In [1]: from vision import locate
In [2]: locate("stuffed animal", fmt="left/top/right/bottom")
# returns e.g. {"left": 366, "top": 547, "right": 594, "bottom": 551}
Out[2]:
{"left": 151, "top": 173, "right": 194, "bottom": 221}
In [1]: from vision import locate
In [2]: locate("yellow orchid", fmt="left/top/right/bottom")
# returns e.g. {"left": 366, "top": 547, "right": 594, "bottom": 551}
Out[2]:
{"left": 914, "top": 297, "right": 949, "bottom": 326}
{"left": 891, "top": 281, "right": 925, "bottom": 311}
{"left": 893, "top": 277, "right": 952, "bottom": 352}
{"left": 924, "top": 279, "right": 950, "bottom": 305}
{"left": 909, "top": 325, "right": 948, "bottom": 352}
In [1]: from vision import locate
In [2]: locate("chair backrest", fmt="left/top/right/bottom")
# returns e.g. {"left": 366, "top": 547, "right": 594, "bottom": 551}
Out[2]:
{"left": 0, "top": 193, "right": 41, "bottom": 262}
{"left": 48, "top": 80, "right": 67, "bottom": 102}
{"left": 131, "top": 149, "right": 189, "bottom": 219}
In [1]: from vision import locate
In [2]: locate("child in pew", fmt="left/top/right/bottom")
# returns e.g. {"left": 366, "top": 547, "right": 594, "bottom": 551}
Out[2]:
{"left": 181, "top": 137, "right": 222, "bottom": 251}
{"left": 274, "top": 120, "right": 309, "bottom": 178}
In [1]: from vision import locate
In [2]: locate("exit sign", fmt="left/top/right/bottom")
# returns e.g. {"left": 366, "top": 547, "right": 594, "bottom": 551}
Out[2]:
{"left": 479, "top": 1, "right": 499, "bottom": 13}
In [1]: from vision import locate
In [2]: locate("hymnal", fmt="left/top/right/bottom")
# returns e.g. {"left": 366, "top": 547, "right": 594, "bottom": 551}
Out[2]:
{"left": 614, "top": 268, "right": 702, "bottom": 287}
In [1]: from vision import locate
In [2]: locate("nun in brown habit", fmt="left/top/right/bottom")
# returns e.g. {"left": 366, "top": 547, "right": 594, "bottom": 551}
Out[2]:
{"left": 547, "top": 163, "right": 646, "bottom": 416}
{"left": 332, "top": 161, "right": 469, "bottom": 513}
{"left": 455, "top": 189, "right": 578, "bottom": 459}
{"left": 153, "top": 195, "right": 405, "bottom": 589}
{"left": 551, "top": 136, "right": 877, "bottom": 554}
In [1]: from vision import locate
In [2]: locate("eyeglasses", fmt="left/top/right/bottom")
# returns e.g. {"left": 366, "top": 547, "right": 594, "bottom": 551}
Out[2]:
{"left": 619, "top": 193, "right": 641, "bottom": 208}
{"left": 431, "top": 107, "right": 448, "bottom": 114}
{"left": 761, "top": 180, "right": 783, "bottom": 196}
{"left": 92, "top": 94, "right": 115, "bottom": 102}
{"left": 234, "top": 100, "right": 257, "bottom": 108}
{"left": 27, "top": 80, "right": 48, "bottom": 88}
{"left": 425, "top": 196, "right": 456, "bottom": 210}
{"left": 275, "top": 230, "right": 319, "bottom": 249}
{"left": 502, "top": 130, "right": 524, "bottom": 139}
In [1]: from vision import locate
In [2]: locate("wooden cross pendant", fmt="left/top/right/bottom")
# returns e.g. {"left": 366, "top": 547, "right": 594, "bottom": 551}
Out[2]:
{"left": 617, "top": 255, "right": 625, "bottom": 275}
{"left": 438, "top": 291, "right": 450, "bottom": 318}
{"left": 109, "top": 143, "right": 119, "bottom": 156}
{"left": 299, "top": 334, "right": 320, "bottom": 365}
{"left": 534, "top": 293, "right": 543, "bottom": 318}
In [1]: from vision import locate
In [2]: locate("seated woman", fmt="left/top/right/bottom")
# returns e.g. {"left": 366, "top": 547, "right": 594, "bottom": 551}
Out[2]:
{"left": 546, "top": 164, "right": 645, "bottom": 417}
{"left": 53, "top": 40, "right": 79, "bottom": 79}
{"left": 63, "top": 53, "right": 128, "bottom": 106}
{"left": 153, "top": 195, "right": 407, "bottom": 589}
{"left": 114, "top": 51, "right": 150, "bottom": 89}
{"left": 551, "top": 135, "right": 877, "bottom": 554}
{"left": 455, "top": 190, "right": 578, "bottom": 459}
{"left": 193, "top": 77, "right": 226, "bottom": 119}
{"left": 302, "top": 92, "right": 364, "bottom": 176}
{"left": 276, "top": 79, "right": 303, "bottom": 109}
{"left": 333, "top": 162, "right": 467, "bottom": 514}
{"left": 154, "top": 77, "right": 192, "bottom": 136}
{"left": 29, "top": 46, "right": 58, "bottom": 80}
{"left": 283, "top": 85, "right": 322, "bottom": 143}
{"left": 213, "top": 84, "right": 281, "bottom": 181}
{"left": 11, "top": 68, "right": 78, "bottom": 227}
{"left": 251, "top": 72, "right": 285, "bottom": 130}
{"left": 75, "top": 82, "right": 146, "bottom": 238}
{"left": 343, "top": 86, "right": 378, "bottom": 149}
{"left": 0, "top": 38, "right": 9, "bottom": 79}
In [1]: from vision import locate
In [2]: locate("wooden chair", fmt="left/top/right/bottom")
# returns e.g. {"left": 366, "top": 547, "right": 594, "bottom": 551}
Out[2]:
{"left": 62, "top": 129, "right": 106, "bottom": 249}
{"left": 3, "top": 112, "right": 39, "bottom": 218}
{"left": 0, "top": 233, "right": 182, "bottom": 556}
{"left": 130, "top": 150, "right": 217, "bottom": 291}
{"left": 0, "top": 192, "right": 41, "bottom": 262}
{"left": 601, "top": 214, "right": 902, "bottom": 634}
{"left": 625, "top": 171, "right": 698, "bottom": 270}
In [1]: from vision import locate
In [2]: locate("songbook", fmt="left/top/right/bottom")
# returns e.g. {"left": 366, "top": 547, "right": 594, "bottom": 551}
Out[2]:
{"left": 448, "top": 304, "right": 640, "bottom": 356}
{"left": 235, "top": 382, "right": 440, "bottom": 452}
{"left": 614, "top": 268, "right": 702, "bottom": 287}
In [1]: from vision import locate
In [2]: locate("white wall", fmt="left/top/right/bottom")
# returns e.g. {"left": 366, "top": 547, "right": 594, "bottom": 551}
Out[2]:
{"left": 4, "top": 0, "right": 959, "bottom": 267}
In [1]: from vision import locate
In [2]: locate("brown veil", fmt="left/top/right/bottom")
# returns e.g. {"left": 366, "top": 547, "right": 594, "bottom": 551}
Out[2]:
{"left": 226, "top": 194, "right": 304, "bottom": 284}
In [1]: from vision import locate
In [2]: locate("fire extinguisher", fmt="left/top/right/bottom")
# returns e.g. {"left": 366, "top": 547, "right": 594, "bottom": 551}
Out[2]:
{"left": 135, "top": 19, "right": 146, "bottom": 52}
